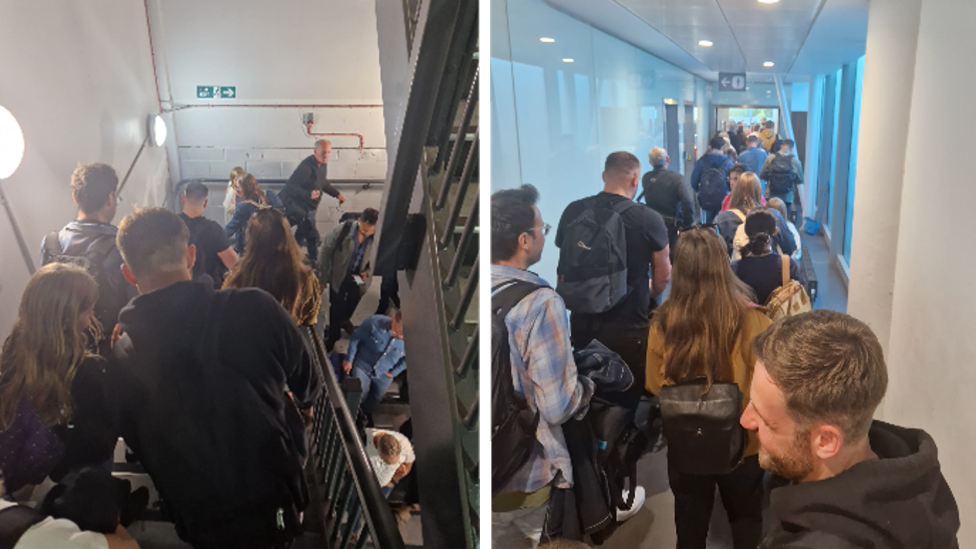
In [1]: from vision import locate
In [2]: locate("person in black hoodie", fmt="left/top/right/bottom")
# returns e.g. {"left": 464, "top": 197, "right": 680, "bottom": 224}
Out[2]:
{"left": 740, "top": 310, "right": 959, "bottom": 549}
{"left": 112, "top": 207, "right": 322, "bottom": 549}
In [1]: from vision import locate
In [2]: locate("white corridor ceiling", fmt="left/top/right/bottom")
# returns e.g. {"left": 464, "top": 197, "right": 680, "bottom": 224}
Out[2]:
{"left": 544, "top": 0, "right": 869, "bottom": 81}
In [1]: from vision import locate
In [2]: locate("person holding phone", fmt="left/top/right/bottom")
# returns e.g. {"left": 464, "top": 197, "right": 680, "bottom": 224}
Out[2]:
{"left": 319, "top": 208, "right": 378, "bottom": 351}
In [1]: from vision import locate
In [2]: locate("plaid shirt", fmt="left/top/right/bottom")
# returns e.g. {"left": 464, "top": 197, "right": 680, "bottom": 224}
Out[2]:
{"left": 492, "top": 265, "right": 594, "bottom": 493}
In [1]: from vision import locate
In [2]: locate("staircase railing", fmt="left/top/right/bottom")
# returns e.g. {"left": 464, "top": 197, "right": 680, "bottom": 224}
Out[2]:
{"left": 371, "top": 0, "right": 480, "bottom": 547}
{"left": 303, "top": 326, "right": 407, "bottom": 549}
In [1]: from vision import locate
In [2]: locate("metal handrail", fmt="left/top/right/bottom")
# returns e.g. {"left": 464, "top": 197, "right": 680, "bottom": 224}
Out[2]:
{"left": 303, "top": 326, "right": 406, "bottom": 549}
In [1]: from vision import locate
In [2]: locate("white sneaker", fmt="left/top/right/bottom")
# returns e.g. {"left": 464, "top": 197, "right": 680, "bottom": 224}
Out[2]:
{"left": 615, "top": 485, "right": 645, "bottom": 522}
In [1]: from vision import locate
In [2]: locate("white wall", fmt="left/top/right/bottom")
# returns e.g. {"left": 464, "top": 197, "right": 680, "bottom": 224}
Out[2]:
{"left": 849, "top": 0, "right": 974, "bottom": 540}
{"left": 0, "top": 0, "right": 168, "bottom": 339}
{"left": 156, "top": 0, "right": 387, "bottom": 183}
{"left": 491, "top": 0, "right": 707, "bottom": 283}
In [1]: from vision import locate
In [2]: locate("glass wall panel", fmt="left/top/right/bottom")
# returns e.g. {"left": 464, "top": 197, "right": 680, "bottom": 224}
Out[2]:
{"left": 844, "top": 56, "right": 865, "bottom": 265}
{"left": 827, "top": 68, "right": 843, "bottom": 229}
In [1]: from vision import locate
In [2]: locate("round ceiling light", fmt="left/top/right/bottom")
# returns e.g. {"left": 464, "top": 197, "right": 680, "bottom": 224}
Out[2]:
{"left": 764, "top": 61, "right": 775, "bottom": 67}
{"left": 698, "top": 40, "right": 714, "bottom": 47}
{"left": 149, "top": 114, "right": 167, "bottom": 147}
{"left": 0, "top": 105, "right": 25, "bottom": 180}
{"left": 540, "top": 37, "right": 555, "bottom": 43}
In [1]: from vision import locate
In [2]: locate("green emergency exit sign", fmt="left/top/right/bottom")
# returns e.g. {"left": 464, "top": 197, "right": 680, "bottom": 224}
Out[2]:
{"left": 196, "top": 86, "right": 236, "bottom": 99}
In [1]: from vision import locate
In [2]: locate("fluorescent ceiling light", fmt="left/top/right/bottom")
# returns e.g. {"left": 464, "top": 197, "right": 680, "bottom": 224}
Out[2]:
{"left": 763, "top": 61, "right": 775, "bottom": 67}
{"left": 0, "top": 105, "right": 25, "bottom": 180}
{"left": 563, "top": 58, "right": 574, "bottom": 63}
{"left": 698, "top": 40, "right": 713, "bottom": 47}
{"left": 540, "top": 37, "right": 555, "bottom": 43}
{"left": 758, "top": 0, "right": 780, "bottom": 4}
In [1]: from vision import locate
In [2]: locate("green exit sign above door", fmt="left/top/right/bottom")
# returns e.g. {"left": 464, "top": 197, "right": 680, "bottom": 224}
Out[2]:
{"left": 196, "top": 85, "right": 236, "bottom": 99}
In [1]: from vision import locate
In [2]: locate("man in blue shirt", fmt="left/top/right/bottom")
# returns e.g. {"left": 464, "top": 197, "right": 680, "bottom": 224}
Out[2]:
{"left": 738, "top": 135, "right": 769, "bottom": 194}
{"left": 342, "top": 310, "right": 406, "bottom": 417}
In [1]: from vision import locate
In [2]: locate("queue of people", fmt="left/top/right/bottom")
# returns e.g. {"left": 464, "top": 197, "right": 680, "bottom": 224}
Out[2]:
{"left": 491, "top": 146, "right": 960, "bottom": 549}
{"left": 0, "top": 141, "right": 402, "bottom": 548}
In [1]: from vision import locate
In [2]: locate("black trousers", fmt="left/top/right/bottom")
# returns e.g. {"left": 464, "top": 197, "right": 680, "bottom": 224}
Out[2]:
{"left": 292, "top": 210, "right": 320, "bottom": 262}
{"left": 570, "top": 319, "right": 648, "bottom": 411}
{"left": 668, "top": 454, "right": 764, "bottom": 549}
{"left": 327, "top": 275, "right": 363, "bottom": 348}
{"left": 374, "top": 273, "right": 401, "bottom": 315}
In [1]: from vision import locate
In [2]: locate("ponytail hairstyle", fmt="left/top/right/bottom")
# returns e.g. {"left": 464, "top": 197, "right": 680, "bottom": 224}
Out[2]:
{"left": 237, "top": 173, "right": 268, "bottom": 206}
{"left": 739, "top": 208, "right": 778, "bottom": 257}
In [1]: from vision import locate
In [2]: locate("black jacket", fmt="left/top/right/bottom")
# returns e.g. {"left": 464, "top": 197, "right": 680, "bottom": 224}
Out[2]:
{"left": 544, "top": 419, "right": 614, "bottom": 542}
{"left": 762, "top": 421, "right": 959, "bottom": 549}
{"left": 112, "top": 279, "right": 322, "bottom": 541}
{"left": 279, "top": 155, "right": 340, "bottom": 218}
{"left": 638, "top": 167, "right": 695, "bottom": 227}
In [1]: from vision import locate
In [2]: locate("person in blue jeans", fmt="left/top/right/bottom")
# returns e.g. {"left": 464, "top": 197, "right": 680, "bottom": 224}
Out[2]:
{"left": 342, "top": 310, "right": 406, "bottom": 416}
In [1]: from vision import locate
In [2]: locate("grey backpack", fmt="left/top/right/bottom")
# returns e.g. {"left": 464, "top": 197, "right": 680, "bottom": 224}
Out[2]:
{"left": 556, "top": 197, "right": 637, "bottom": 314}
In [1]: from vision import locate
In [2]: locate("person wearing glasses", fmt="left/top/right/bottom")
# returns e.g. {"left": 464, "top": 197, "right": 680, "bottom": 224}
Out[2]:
{"left": 40, "top": 162, "right": 137, "bottom": 356}
{"left": 318, "top": 208, "right": 379, "bottom": 352}
{"left": 555, "top": 152, "right": 671, "bottom": 412}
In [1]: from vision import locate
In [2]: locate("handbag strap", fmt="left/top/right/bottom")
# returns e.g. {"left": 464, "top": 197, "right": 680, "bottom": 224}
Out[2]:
{"left": 781, "top": 254, "right": 790, "bottom": 288}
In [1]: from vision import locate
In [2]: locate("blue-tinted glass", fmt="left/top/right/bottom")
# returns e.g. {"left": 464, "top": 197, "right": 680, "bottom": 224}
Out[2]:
{"left": 844, "top": 56, "right": 865, "bottom": 265}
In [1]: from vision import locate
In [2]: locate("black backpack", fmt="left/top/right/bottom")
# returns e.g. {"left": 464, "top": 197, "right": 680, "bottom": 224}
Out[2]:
{"left": 767, "top": 153, "right": 795, "bottom": 195}
{"left": 698, "top": 162, "right": 729, "bottom": 212}
{"left": 0, "top": 505, "right": 44, "bottom": 548}
{"left": 491, "top": 280, "right": 545, "bottom": 493}
{"left": 42, "top": 231, "right": 125, "bottom": 331}
{"left": 556, "top": 198, "right": 637, "bottom": 314}
{"left": 658, "top": 379, "right": 745, "bottom": 475}
{"left": 588, "top": 399, "right": 647, "bottom": 513}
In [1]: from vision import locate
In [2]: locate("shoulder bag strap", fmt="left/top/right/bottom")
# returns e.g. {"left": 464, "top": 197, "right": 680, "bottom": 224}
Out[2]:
{"left": 0, "top": 505, "right": 45, "bottom": 547}
{"left": 731, "top": 209, "right": 746, "bottom": 223}
{"left": 781, "top": 254, "right": 790, "bottom": 288}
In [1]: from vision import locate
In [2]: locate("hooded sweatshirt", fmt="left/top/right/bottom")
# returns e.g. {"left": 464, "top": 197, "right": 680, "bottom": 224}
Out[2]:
{"left": 761, "top": 421, "right": 960, "bottom": 549}
{"left": 760, "top": 128, "right": 779, "bottom": 152}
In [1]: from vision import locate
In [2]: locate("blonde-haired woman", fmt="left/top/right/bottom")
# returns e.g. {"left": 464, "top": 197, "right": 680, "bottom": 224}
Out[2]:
{"left": 0, "top": 263, "right": 117, "bottom": 493}
{"left": 223, "top": 166, "right": 245, "bottom": 224}
{"left": 716, "top": 172, "right": 764, "bottom": 258}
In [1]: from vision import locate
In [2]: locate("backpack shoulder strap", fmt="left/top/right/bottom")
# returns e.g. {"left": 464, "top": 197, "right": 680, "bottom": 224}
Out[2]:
{"left": 0, "top": 505, "right": 45, "bottom": 547}
{"left": 42, "top": 230, "right": 62, "bottom": 263}
{"left": 781, "top": 254, "right": 790, "bottom": 287}
{"left": 86, "top": 233, "right": 118, "bottom": 265}
{"left": 731, "top": 209, "right": 746, "bottom": 222}
{"left": 492, "top": 280, "right": 548, "bottom": 320}
{"left": 611, "top": 199, "right": 641, "bottom": 215}
{"left": 337, "top": 221, "right": 354, "bottom": 244}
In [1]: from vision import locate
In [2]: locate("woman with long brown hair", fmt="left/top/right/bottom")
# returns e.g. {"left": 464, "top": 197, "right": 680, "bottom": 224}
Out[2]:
{"left": 223, "top": 208, "right": 321, "bottom": 326}
{"left": 646, "top": 227, "right": 770, "bottom": 549}
{"left": 716, "top": 172, "right": 765, "bottom": 257}
{"left": 0, "top": 263, "right": 117, "bottom": 493}
{"left": 223, "top": 172, "right": 270, "bottom": 253}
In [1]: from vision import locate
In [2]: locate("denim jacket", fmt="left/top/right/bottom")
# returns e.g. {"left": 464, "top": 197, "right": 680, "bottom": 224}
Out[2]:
{"left": 347, "top": 315, "right": 406, "bottom": 378}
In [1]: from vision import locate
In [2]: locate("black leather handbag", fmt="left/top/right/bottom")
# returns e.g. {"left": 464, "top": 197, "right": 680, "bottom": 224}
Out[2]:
{"left": 658, "top": 379, "right": 745, "bottom": 475}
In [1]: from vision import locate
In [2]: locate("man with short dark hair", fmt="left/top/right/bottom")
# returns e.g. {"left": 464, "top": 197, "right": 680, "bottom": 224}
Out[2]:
{"left": 319, "top": 207, "right": 379, "bottom": 351}
{"left": 112, "top": 207, "right": 321, "bottom": 549}
{"left": 279, "top": 139, "right": 345, "bottom": 262}
{"left": 179, "top": 182, "right": 238, "bottom": 288}
{"left": 738, "top": 134, "right": 769, "bottom": 194}
{"left": 741, "top": 310, "right": 959, "bottom": 548}
{"left": 556, "top": 152, "right": 670, "bottom": 411}
{"left": 41, "top": 162, "right": 135, "bottom": 353}
{"left": 760, "top": 139, "right": 804, "bottom": 213}
{"left": 491, "top": 184, "right": 596, "bottom": 548}
{"left": 638, "top": 147, "right": 694, "bottom": 261}
{"left": 691, "top": 135, "right": 736, "bottom": 224}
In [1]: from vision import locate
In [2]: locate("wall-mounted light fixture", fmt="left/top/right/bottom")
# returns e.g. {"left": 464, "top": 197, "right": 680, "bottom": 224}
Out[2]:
{"left": 118, "top": 114, "right": 168, "bottom": 196}
{"left": 0, "top": 104, "right": 36, "bottom": 275}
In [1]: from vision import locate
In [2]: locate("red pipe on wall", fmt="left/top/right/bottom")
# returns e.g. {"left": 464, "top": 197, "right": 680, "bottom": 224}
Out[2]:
{"left": 306, "top": 121, "right": 364, "bottom": 150}
{"left": 168, "top": 104, "right": 383, "bottom": 111}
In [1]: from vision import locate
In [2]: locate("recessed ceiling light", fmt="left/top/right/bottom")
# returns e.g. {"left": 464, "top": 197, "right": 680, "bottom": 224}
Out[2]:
{"left": 563, "top": 58, "right": 574, "bottom": 63}
{"left": 698, "top": 40, "right": 713, "bottom": 47}
{"left": 540, "top": 37, "right": 555, "bottom": 43}
{"left": 758, "top": 0, "right": 780, "bottom": 4}
{"left": 764, "top": 61, "right": 775, "bottom": 67}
